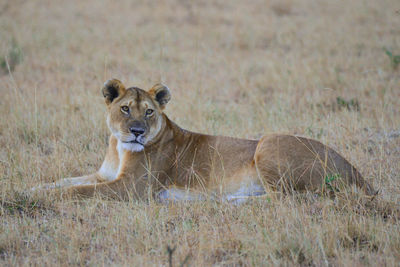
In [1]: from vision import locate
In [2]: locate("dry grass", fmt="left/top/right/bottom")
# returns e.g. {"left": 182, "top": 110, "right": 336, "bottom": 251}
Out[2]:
{"left": 1, "top": 0, "right": 400, "bottom": 265}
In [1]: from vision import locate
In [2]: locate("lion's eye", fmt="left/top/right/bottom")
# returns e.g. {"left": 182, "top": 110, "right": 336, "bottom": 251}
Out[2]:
{"left": 145, "top": 109, "right": 154, "bottom": 116}
{"left": 121, "top": 106, "right": 129, "bottom": 113}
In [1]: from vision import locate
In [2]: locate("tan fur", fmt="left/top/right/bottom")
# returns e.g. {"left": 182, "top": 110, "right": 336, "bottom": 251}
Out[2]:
{"left": 33, "top": 79, "right": 375, "bottom": 201}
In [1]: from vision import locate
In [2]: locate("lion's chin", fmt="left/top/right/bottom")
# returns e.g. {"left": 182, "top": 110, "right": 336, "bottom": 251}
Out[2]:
{"left": 119, "top": 141, "right": 144, "bottom": 152}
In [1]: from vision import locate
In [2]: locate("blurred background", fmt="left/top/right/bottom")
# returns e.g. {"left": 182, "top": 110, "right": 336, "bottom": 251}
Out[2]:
{"left": 1, "top": 0, "right": 399, "bottom": 134}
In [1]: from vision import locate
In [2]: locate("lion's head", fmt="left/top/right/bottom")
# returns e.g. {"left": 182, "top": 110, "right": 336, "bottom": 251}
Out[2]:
{"left": 102, "top": 79, "right": 171, "bottom": 152}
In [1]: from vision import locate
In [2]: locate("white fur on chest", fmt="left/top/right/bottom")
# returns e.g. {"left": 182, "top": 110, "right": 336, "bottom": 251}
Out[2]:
{"left": 99, "top": 161, "right": 117, "bottom": 181}
{"left": 98, "top": 139, "right": 139, "bottom": 181}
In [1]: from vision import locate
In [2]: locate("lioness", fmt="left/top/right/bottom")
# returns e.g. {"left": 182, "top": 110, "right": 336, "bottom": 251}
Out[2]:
{"left": 35, "top": 79, "right": 375, "bottom": 202}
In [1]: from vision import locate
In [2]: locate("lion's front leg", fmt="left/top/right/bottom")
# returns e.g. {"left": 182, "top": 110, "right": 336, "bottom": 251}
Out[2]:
{"left": 32, "top": 173, "right": 105, "bottom": 191}
{"left": 62, "top": 173, "right": 152, "bottom": 200}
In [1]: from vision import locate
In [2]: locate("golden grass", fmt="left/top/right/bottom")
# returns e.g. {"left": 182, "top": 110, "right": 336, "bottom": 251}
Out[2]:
{"left": 1, "top": 0, "right": 399, "bottom": 265}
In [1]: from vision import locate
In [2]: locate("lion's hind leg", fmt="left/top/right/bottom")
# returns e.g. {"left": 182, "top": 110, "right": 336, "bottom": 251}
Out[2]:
{"left": 254, "top": 134, "right": 375, "bottom": 195}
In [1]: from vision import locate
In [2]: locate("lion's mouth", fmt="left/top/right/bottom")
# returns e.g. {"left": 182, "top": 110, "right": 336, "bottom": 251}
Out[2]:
{"left": 123, "top": 139, "right": 144, "bottom": 145}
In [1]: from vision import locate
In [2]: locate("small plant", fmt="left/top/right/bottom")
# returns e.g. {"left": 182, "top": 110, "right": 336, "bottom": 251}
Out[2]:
{"left": 383, "top": 47, "right": 400, "bottom": 70}
{"left": 166, "top": 245, "right": 190, "bottom": 267}
{"left": 336, "top": 96, "right": 360, "bottom": 112}
{"left": 0, "top": 38, "right": 23, "bottom": 75}
{"left": 324, "top": 173, "right": 341, "bottom": 193}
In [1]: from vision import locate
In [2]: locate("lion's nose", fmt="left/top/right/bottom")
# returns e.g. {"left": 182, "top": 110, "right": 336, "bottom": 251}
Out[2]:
{"left": 129, "top": 127, "right": 145, "bottom": 137}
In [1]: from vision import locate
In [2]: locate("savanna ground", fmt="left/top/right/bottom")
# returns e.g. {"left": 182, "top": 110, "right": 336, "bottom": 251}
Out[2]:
{"left": 1, "top": 0, "right": 400, "bottom": 266}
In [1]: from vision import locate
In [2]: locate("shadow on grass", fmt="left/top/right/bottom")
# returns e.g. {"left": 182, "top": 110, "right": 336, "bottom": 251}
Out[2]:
{"left": 0, "top": 191, "right": 57, "bottom": 217}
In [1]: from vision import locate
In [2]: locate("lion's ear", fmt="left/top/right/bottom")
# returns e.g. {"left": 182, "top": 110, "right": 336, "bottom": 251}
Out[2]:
{"left": 102, "top": 79, "right": 126, "bottom": 105}
{"left": 148, "top": 83, "right": 171, "bottom": 109}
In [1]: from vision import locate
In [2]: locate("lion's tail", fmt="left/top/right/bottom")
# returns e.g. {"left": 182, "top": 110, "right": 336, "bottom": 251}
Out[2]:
{"left": 349, "top": 166, "right": 378, "bottom": 197}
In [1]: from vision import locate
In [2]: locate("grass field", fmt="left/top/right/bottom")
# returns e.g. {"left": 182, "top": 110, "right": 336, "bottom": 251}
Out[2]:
{"left": 1, "top": 0, "right": 400, "bottom": 265}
